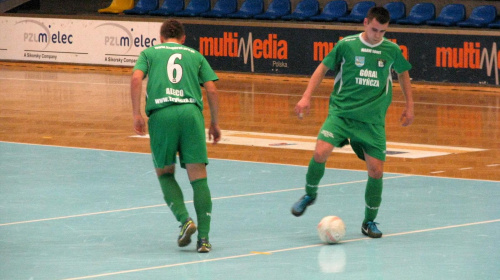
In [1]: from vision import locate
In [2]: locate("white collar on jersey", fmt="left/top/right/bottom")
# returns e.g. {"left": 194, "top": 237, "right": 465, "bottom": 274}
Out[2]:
{"left": 359, "top": 33, "right": 384, "bottom": 48}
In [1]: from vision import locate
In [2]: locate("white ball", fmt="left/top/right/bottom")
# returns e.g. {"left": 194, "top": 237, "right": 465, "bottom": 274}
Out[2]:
{"left": 317, "top": 216, "right": 346, "bottom": 244}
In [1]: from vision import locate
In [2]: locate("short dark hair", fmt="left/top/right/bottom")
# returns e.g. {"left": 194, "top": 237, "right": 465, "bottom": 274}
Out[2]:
{"left": 366, "top": 7, "right": 391, "bottom": 24}
{"left": 160, "top": 19, "right": 185, "bottom": 40}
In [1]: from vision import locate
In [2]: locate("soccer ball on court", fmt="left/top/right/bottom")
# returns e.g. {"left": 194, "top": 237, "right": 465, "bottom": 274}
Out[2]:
{"left": 317, "top": 216, "right": 346, "bottom": 244}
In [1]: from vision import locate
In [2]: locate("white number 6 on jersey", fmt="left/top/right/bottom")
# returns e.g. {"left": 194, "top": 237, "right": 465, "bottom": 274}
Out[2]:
{"left": 167, "top": 54, "right": 183, "bottom": 84}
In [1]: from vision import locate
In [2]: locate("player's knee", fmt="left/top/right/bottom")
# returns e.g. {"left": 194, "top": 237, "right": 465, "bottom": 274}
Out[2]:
{"left": 313, "top": 147, "right": 332, "bottom": 163}
{"left": 156, "top": 165, "right": 175, "bottom": 177}
{"left": 367, "top": 167, "right": 383, "bottom": 179}
{"left": 313, "top": 151, "right": 329, "bottom": 163}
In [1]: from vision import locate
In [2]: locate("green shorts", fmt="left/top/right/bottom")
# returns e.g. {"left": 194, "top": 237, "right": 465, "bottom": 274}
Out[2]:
{"left": 148, "top": 104, "right": 208, "bottom": 169}
{"left": 317, "top": 115, "right": 387, "bottom": 161}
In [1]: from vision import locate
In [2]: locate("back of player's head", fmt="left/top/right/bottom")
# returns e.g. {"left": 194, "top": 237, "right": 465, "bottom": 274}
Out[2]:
{"left": 160, "top": 19, "right": 185, "bottom": 40}
{"left": 366, "top": 7, "right": 390, "bottom": 24}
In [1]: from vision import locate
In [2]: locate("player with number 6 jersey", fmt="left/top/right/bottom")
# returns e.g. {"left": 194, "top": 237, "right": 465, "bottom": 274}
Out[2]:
{"left": 134, "top": 40, "right": 218, "bottom": 117}
{"left": 131, "top": 19, "right": 220, "bottom": 253}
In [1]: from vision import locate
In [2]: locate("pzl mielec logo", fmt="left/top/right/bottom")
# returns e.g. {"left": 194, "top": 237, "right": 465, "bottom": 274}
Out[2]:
{"left": 95, "top": 23, "right": 158, "bottom": 54}
{"left": 17, "top": 19, "right": 74, "bottom": 50}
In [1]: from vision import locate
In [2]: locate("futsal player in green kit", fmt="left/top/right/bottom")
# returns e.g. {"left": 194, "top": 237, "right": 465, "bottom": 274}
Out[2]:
{"left": 291, "top": 7, "right": 414, "bottom": 238}
{"left": 131, "top": 20, "right": 221, "bottom": 252}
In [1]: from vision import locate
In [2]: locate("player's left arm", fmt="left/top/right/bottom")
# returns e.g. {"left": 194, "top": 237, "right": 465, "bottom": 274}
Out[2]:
{"left": 397, "top": 70, "right": 414, "bottom": 127}
{"left": 131, "top": 69, "right": 146, "bottom": 135}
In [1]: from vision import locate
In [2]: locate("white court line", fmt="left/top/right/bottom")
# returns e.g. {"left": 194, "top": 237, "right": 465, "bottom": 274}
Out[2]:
{"left": 3, "top": 141, "right": 498, "bottom": 183}
{"left": 0, "top": 175, "right": 411, "bottom": 227}
{"left": 0, "top": 204, "right": 164, "bottom": 227}
{"left": 459, "top": 167, "right": 473, "bottom": 170}
{"left": 0, "top": 77, "right": 118, "bottom": 86}
{"left": 62, "top": 218, "right": 500, "bottom": 280}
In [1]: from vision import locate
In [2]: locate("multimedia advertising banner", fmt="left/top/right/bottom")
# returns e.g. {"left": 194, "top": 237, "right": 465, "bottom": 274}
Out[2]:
{"left": 0, "top": 16, "right": 499, "bottom": 86}
{"left": 184, "top": 24, "right": 500, "bottom": 86}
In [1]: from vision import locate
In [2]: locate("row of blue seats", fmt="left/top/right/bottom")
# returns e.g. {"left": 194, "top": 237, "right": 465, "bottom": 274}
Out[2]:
{"left": 123, "top": 0, "right": 500, "bottom": 28}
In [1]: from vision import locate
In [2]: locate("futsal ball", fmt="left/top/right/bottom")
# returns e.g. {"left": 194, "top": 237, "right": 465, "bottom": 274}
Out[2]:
{"left": 317, "top": 216, "right": 346, "bottom": 244}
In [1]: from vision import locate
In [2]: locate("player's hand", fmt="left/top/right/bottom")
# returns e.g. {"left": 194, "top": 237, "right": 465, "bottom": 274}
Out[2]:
{"left": 294, "top": 98, "right": 311, "bottom": 119}
{"left": 400, "top": 107, "right": 414, "bottom": 127}
{"left": 208, "top": 123, "right": 221, "bottom": 144}
{"left": 133, "top": 115, "right": 146, "bottom": 135}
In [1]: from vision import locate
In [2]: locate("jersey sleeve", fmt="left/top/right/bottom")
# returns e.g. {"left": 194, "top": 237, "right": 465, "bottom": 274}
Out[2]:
{"left": 132, "top": 51, "right": 149, "bottom": 76}
{"left": 322, "top": 41, "right": 343, "bottom": 71}
{"left": 392, "top": 48, "right": 412, "bottom": 74}
{"left": 198, "top": 56, "right": 219, "bottom": 84}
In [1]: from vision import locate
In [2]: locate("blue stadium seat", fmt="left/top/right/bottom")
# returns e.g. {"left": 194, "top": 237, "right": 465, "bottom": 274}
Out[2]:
{"left": 200, "top": 0, "right": 237, "bottom": 17}
{"left": 253, "top": 0, "right": 291, "bottom": 19}
{"left": 174, "top": 0, "right": 210, "bottom": 16}
{"left": 384, "top": 2, "right": 406, "bottom": 23}
{"left": 281, "top": 0, "right": 319, "bottom": 21}
{"left": 457, "top": 5, "right": 497, "bottom": 28}
{"left": 226, "top": 0, "right": 264, "bottom": 19}
{"left": 149, "top": 0, "right": 184, "bottom": 15}
{"left": 337, "top": 1, "right": 376, "bottom": 23}
{"left": 426, "top": 4, "right": 465, "bottom": 26}
{"left": 309, "top": 0, "right": 347, "bottom": 22}
{"left": 397, "top": 2, "right": 435, "bottom": 25}
{"left": 124, "top": 0, "right": 158, "bottom": 14}
{"left": 488, "top": 19, "right": 500, "bottom": 29}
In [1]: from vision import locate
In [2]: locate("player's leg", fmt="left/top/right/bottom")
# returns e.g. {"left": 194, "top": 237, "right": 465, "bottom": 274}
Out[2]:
{"left": 308, "top": 140, "right": 334, "bottom": 195}
{"left": 291, "top": 139, "right": 333, "bottom": 216}
{"left": 179, "top": 104, "right": 212, "bottom": 252}
{"left": 361, "top": 152, "right": 384, "bottom": 238}
{"left": 149, "top": 106, "right": 195, "bottom": 247}
{"left": 350, "top": 121, "right": 386, "bottom": 238}
{"left": 292, "top": 116, "right": 349, "bottom": 217}
{"left": 156, "top": 165, "right": 196, "bottom": 246}
{"left": 185, "top": 163, "right": 212, "bottom": 253}
{"left": 156, "top": 165, "right": 190, "bottom": 224}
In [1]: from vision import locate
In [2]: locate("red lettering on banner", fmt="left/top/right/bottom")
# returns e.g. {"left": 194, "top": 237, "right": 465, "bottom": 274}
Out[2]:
{"left": 436, "top": 42, "right": 500, "bottom": 85}
{"left": 199, "top": 32, "right": 288, "bottom": 60}
{"left": 435, "top": 42, "right": 481, "bottom": 69}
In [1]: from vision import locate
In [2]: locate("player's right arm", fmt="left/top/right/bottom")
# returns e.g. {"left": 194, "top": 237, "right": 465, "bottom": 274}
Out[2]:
{"left": 203, "top": 80, "right": 221, "bottom": 144}
{"left": 295, "top": 63, "right": 329, "bottom": 119}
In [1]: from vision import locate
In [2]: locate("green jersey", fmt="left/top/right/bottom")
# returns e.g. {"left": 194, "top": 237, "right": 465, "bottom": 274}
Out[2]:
{"left": 133, "top": 42, "right": 219, "bottom": 117}
{"left": 323, "top": 33, "right": 412, "bottom": 125}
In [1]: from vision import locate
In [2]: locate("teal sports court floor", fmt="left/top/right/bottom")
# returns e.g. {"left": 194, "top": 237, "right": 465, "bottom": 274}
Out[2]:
{"left": 1, "top": 141, "right": 499, "bottom": 280}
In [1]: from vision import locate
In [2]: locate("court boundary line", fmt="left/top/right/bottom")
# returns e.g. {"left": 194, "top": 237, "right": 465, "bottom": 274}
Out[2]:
{"left": 0, "top": 175, "right": 411, "bottom": 227}
{"left": 61, "top": 218, "right": 500, "bottom": 280}
{"left": 1, "top": 141, "right": 498, "bottom": 183}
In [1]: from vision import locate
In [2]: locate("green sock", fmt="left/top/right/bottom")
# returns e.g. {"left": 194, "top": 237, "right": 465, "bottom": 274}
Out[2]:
{"left": 158, "top": 173, "right": 189, "bottom": 223}
{"left": 305, "top": 157, "right": 325, "bottom": 199}
{"left": 363, "top": 176, "right": 383, "bottom": 224}
{"left": 191, "top": 178, "right": 212, "bottom": 241}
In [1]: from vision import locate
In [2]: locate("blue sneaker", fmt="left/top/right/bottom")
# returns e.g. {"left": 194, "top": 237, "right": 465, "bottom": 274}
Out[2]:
{"left": 178, "top": 218, "right": 197, "bottom": 247}
{"left": 361, "top": 221, "right": 383, "bottom": 238}
{"left": 291, "top": 195, "right": 316, "bottom": 217}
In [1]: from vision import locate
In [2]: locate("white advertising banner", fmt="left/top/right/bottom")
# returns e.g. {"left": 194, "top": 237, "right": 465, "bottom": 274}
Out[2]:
{"left": 0, "top": 16, "right": 162, "bottom": 66}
